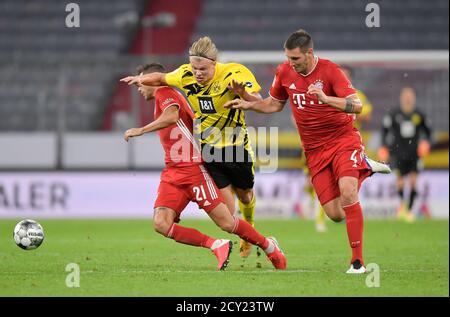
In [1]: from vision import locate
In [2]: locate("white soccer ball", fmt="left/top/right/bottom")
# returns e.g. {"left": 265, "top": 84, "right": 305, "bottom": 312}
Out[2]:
{"left": 13, "top": 219, "right": 45, "bottom": 250}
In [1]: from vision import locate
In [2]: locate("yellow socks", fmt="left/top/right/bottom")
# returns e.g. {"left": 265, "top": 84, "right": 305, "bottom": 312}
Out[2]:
{"left": 316, "top": 206, "right": 326, "bottom": 224}
{"left": 239, "top": 194, "right": 256, "bottom": 226}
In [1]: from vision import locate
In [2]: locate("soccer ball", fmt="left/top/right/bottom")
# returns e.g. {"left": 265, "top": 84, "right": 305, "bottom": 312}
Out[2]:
{"left": 13, "top": 219, "right": 45, "bottom": 250}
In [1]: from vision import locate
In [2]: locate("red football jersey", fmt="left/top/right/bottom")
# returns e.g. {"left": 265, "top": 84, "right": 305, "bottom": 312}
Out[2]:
{"left": 154, "top": 87, "right": 201, "bottom": 167}
{"left": 270, "top": 58, "right": 357, "bottom": 151}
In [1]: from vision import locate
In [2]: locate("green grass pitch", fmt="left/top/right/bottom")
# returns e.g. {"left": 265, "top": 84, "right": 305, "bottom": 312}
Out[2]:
{"left": 0, "top": 219, "right": 448, "bottom": 296}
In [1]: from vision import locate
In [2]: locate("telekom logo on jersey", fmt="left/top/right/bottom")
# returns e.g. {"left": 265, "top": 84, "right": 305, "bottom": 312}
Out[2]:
{"left": 292, "top": 93, "right": 324, "bottom": 109}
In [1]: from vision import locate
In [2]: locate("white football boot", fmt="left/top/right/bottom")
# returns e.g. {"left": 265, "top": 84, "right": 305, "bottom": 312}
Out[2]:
{"left": 364, "top": 156, "right": 392, "bottom": 174}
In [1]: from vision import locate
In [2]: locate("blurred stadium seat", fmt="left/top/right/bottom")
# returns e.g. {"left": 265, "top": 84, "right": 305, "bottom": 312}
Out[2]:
{"left": 194, "top": 0, "right": 448, "bottom": 50}
{"left": 0, "top": 0, "right": 146, "bottom": 131}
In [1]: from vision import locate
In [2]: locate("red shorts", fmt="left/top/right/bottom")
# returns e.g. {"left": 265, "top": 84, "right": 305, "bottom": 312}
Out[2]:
{"left": 154, "top": 164, "right": 224, "bottom": 218}
{"left": 306, "top": 129, "right": 372, "bottom": 205}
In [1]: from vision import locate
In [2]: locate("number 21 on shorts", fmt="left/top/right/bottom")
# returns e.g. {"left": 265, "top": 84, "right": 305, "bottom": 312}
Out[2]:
{"left": 193, "top": 185, "right": 207, "bottom": 201}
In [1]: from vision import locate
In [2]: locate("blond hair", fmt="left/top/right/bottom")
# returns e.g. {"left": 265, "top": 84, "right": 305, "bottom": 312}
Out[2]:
{"left": 189, "top": 36, "right": 218, "bottom": 61}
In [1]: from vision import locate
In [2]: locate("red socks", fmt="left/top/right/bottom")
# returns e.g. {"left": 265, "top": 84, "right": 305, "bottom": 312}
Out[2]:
{"left": 232, "top": 217, "right": 269, "bottom": 250}
{"left": 165, "top": 218, "right": 269, "bottom": 251}
{"left": 166, "top": 224, "right": 215, "bottom": 248}
{"left": 342, "top": 201, "right": 364, "bottom": 264}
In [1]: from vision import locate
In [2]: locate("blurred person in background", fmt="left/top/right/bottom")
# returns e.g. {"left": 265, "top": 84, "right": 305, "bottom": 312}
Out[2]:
{"left": 378, "top": 86, "right": 432, "bottom": 223}
{"left": 121, "top": 37, "right": 263, "bottom": 260}
{"left": 291, "top": 114, "right": 327, "bottom": 233}
{"left": 341, "top": 66, "right": 374, "bottom": 133}
{"left": 301, "top": 154, "right": 328, "bottom": 233}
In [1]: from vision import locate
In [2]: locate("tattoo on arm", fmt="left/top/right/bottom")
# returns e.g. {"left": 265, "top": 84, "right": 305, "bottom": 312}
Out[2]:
{"left": 344, "top": 98, "right": 355, "bottom": 113}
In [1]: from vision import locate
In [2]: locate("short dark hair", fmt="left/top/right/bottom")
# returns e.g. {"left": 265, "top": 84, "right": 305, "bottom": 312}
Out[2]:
{"left": 136, "top": 63, "right": 165, "bottom": 75}
{"left": 284, "top": 29, "right": 313, "bottom": 52}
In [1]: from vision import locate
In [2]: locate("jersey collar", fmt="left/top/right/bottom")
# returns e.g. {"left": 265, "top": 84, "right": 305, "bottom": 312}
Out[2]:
{"left": 300, "top": 55, "right": 319, "bottom": 77}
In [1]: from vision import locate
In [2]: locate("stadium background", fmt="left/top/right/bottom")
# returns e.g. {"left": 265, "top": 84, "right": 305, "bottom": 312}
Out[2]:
{"left": 0, "top": 0, "right": 447, "bottom": 220}
{"left": 0, "top": 0, "right": 448, "bottom": 298}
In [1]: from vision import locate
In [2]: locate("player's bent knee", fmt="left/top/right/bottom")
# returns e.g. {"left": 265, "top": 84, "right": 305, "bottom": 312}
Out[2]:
{"left": 339, "top": 186, "right": 358, "bottom": 205}
{"left": 239, "top": 195, "right": 252, "bottom": 205}
{"left": 329, "top": 214, "right": 345, "bottom": 223}
{"left": 323, "top": 204, "right": 345, "bottom": 222}
{"left": 153, "top": 208, "right": 173, "bottom": 236}
{"left": 153, "top": 219, "right": 170, "bottom": 236}
{"left": 218, "top": 219, "right": 235, "bottom": 233}
{"left": 236, "top": 189, "right": 253, "bottom": 204}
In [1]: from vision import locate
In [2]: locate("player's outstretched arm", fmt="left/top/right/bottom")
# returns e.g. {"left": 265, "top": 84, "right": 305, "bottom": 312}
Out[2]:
{"left": 124, "top": 105, "right": 179, "bottom": 142}
{"left": 120, "top": 72, "right": 167, "bottom": 87}
{"left": 224, "top": 96, "right": 285, "bottom": 114}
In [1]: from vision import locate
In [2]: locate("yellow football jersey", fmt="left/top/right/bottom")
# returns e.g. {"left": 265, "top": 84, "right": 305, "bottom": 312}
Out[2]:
{"left": 354, "top": 89, "right": 373, "bottom": 130}
{"left": 165, "top": 62, "right": 261, "bottom": 150}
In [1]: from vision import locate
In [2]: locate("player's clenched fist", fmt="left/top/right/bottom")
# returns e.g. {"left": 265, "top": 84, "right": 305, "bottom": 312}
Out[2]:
{"left": 417, "top": 140, "right": 431, "bottom": 157}
{"left": 377, "top": 146, "right": 390, "bottom": 162}
{"left": 307, "top": 84, "right": 328, "bottom": 103}
{"left": 124, "top": 128, "right": 144, "bottom": 142}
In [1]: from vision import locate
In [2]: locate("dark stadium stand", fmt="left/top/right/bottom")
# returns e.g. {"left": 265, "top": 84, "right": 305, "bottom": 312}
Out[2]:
{"left": 0, "top": 0, "right": 448, "bottom": 132}
{"left": 194, "top": 0, "right": 449, "bottom": 50}
{"left": 0, "top": 0, "right": 146, "bottom": 131}
{"left": 0, "top": 0, "right": 145, "bottom": 56}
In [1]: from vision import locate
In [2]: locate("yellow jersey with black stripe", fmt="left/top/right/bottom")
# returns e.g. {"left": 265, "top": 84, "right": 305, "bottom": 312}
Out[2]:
{"left": 165, "top": 62, "right": 261, "bottom": 150}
